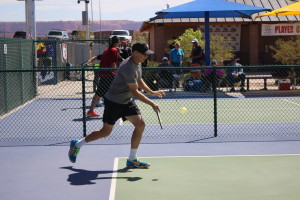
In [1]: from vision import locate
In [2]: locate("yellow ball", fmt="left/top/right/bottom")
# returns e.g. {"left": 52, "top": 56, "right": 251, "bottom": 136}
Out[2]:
{"left": 179, "top": 107, "right": 187, "bottom": 114}
{"left": 153, "top": 80, "right": 157, "bottom": 84}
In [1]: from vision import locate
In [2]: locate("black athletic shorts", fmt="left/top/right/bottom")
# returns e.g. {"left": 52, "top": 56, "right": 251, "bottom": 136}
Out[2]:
{"left": 103, "top": 98, "right": 141, "bottom": 125}
{"left": 95, "top": 75, "right": 115, "bottom": 96}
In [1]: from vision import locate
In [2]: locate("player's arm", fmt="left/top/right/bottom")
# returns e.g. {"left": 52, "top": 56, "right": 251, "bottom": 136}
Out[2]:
{"left": 88, "top": 56, "right": 97, "bottom": 64}
{"left": 128, "top": 82, "right": 160, "bottom": 112}
{"left": 137, "top": 79, "right": 165, "bottom": 98}
{"left": 88, "top": 54, "right": 102, "bottom": 65}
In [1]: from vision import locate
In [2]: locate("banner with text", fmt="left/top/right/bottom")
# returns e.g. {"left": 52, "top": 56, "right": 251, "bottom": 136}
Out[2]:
{"left": 262, "top": 24, "right": 300, "bottom": 36}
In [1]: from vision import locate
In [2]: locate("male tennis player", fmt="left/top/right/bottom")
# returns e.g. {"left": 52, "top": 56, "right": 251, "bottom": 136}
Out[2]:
{"left": 69, "top": 42, "right": 165, "bottom": 168}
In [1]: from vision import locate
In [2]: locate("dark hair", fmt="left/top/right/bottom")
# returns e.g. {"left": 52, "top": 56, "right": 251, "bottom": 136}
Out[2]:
{"left": 132, "top": 42, "right": 154, "bottom": 55}
{"left": 109, "top": 36, "right": 119, "bottom": 48}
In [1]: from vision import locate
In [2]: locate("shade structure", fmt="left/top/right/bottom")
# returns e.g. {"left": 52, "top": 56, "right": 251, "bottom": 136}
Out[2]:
{"left": 155, "top": 0, "right": 271, "bottom": 65}
{"left": 255, "top": 1, "right": 300, "bottom": 19}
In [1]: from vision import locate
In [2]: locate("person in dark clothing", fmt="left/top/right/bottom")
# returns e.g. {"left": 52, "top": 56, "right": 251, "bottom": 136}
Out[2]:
{"left": 120, "top": 41, "right": 132, "bottom": 59}
{"left": 189, "top": 38, "right": 204, "bottom": 80}
{"left": 226, "top": 56, "right": 246, "bottom": 92}
{"left": 157, "top": 57, "right": 173, "bottom": 89}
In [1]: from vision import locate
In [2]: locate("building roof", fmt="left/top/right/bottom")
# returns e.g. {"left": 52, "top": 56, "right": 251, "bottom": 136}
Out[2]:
{"left": 141, "top": 0, "right": 300, "bottom": 31}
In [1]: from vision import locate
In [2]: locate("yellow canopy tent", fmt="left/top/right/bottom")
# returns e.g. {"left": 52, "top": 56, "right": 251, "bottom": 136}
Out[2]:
{"left": 255, "top": 1, "right": 300, "bottom": 89}
{"left": 255, "top": 1, "right": 300, "bottom": 19}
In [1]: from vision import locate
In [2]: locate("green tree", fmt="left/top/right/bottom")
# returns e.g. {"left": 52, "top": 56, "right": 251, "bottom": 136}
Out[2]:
{"left": 168, "top": 28, "right": 234, "bottom": 65}
{"left": 133, "top": 32, "right": 149, "bottom": 43}
{"left": 74, "top": 25, "right": 94, "bottom": 40}
{"left": 210, "top": 35, "right": 234, "bottom": 61}
{"left": 270, "top": 36, "right": 300, "bottom": 64}
{"left": 167, "top": 28, "right": 203, "bottom": 65}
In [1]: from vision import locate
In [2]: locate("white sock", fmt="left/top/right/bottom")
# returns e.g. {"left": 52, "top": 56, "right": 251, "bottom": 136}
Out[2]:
{"left": 128, "top": 149, "right": 138, "bottom": 161}
{"left": 75, "top": 138, "right": 86, "bottom": 148}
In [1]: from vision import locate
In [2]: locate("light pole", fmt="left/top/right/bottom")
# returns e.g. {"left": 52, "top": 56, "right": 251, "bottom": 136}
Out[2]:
{"left": 99, "top": 0, "right": 102, "bottom": 40}
{"left": 17, "top": 0, "right": 42, "bottom": 39}
{"left": 77, "top": 0, "right": 90, "bottom": 40}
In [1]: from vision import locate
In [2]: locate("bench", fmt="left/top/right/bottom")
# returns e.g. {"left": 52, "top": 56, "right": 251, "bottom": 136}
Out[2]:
{"left": 245, "top": 74, "right": 273, "bottom": 91}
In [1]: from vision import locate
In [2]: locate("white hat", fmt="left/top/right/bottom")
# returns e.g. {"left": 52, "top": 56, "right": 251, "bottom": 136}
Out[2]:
{"left": 191, "top": 38, "right": 198, "bottom": 43}
{"left": 162, "top": 57, "right": 168, "bottom": 60}
{"left": 211, "top": 59, "right": 217, "bottom": 65}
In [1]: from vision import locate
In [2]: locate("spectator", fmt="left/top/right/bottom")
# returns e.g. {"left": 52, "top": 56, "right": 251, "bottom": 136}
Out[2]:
{"left": 202, "top": 59, "right": 224, "bottom": 92}
{"left": 226, "top": 56, "right": 246, "bottom": 92}
{"left": 37, "top": 45, "right": 46, "bottom": 67}
{"left": 190, "top": 39, "right": 204, "bottom": 65}
{"left": 170, "top": 42, "right": 184, "bottom": 75}
{"left": 157, "top": 57, "right": 173, "bottom": 89}
{"left": 120, "top": 41, "right": 132, "bottom": 59}
{"left": 189, "top": 38, "right": 204, "bottom": 80}
{"left": 87, "top": 36, "right": 120, "bottom": 117}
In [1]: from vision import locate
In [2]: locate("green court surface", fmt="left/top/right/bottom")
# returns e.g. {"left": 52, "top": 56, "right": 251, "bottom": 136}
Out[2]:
{"left": 130, "top": 98, "right": 300, "bottom": 125}
{"left": 111, "top": 155, "right": 300, "bottom": 200}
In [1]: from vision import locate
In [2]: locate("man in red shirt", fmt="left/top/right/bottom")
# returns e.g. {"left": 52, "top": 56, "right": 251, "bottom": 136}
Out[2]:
{"left": 87, "top": 36, "right": 120, "bottom": 117}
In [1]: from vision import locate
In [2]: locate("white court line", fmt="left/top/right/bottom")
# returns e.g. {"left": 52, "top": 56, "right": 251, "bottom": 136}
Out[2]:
{"left": 117, "top": 154, "right": 300, "bottom": 159}
{"left": 109, "top": 157, "right": 119, "bottom": 200}
{"left": 284, "top": 99, "right": 300, "bottom": 107}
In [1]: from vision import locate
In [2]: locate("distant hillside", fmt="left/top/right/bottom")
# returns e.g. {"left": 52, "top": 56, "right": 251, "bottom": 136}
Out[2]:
{"left": 0, "top": 20, "right": 143, "bottom": 37}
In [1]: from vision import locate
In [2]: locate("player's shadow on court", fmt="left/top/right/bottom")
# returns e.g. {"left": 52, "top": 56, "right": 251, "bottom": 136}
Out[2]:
{"left": 60, "top": 166, "right": 141, "bottom": 185}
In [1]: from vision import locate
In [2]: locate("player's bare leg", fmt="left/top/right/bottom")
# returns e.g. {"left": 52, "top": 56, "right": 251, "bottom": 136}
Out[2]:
{"left": 125, "top": 115, "right": 149, "bottom": 168}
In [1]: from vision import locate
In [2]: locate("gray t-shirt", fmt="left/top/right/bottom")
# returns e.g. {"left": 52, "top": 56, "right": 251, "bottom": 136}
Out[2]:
{"left": 104, "top": 57, "right": 142, "bottom": 104}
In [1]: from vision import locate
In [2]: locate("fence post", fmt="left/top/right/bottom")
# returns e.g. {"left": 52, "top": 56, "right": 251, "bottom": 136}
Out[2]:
{"left": 81, "top": 67, "right": 87, "bottom": 137}
{"left": 213, "top": 66, "right": 218, "bottom": 137}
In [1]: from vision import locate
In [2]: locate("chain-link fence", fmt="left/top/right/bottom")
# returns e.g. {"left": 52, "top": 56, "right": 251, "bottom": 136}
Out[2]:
{"left": 35, "top": 39, "right": 108, "bottom": 85}
{"left": 0, "top": 38, "right": 36, "bottom": 116}
{"left": 1, "top": 65, "right": 300, "bottom": 146}
{"left": 1, "top": 38, "right": 300, "bottom": 145}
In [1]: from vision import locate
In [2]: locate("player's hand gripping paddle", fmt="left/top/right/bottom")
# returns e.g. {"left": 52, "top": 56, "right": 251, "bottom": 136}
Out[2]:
{"left": 156, "top": 110, "right": 163, "bottom": 129}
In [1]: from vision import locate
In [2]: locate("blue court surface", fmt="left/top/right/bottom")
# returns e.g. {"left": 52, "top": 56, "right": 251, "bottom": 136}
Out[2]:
{"left": 1, "top": 142, "right": 300, "bottom": 200}
{"left": 1, "top": 96, "right": 300, "bottom": 145}
{"left": 1, "top": 95, "right": 300, "bottom": 199}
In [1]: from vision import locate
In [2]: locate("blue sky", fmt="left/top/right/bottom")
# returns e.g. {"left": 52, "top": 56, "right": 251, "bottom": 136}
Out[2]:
{"left": 0, "top": 0, "right": 191, "bottom": 22}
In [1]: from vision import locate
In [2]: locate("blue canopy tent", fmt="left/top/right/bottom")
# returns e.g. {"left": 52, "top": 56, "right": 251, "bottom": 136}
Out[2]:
{"left": 155, "top": 0, "right": 271, "bottom": 65}
{"left": 154, "top": 0, "right": 271, "bottom": 137}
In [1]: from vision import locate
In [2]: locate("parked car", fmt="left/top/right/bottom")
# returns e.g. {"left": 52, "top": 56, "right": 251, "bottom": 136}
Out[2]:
{"left": 13, "top": 31, "right": 26, "bottom": 39}
{"left": 109, "top": 30, "right": 132, "bottom": 43}
{"left": 47, "top": 30, "right": 69, "bottom": 40}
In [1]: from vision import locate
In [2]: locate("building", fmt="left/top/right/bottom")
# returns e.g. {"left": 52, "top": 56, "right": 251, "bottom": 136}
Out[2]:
{"left": 140, "top": 0, "right": 300, "bottom": 65}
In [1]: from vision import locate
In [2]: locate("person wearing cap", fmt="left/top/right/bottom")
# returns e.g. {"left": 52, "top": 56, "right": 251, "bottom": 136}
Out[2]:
{"left": 120, "top": 40, "right": 132, "bottom": 59}
{"left": 190, "top": 39, "right": 204, "bottom": 65}
{"left": 87, "top": 36, "right": 120, "bottom": 117}
{"left": 68, "top": 42, "right": 165, "bottom": 169}
{"left": 189, "top": 38, "right": 205, "bottom": 79}
{"left": 157, "top": 57, "right": 173, "bottom": 89}
{"left": 226, "top": 56, "right": 246, "bottom": 92}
